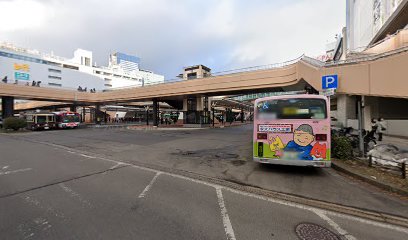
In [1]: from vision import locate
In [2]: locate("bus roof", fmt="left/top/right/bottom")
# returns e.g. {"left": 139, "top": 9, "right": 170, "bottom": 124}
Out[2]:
{"left": 25, "top": 113, "right": 55, "bottom": 116}
{"left": 254, "top": 94, "right": 327, "bottom": 104}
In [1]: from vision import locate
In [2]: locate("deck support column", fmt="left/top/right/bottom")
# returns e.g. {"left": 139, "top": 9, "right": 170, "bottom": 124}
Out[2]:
{"left": 1, "top": 96, "right": 14, "bottom": 119}
{"left": 153, "top": 99, "right": 159, "bottom": 127}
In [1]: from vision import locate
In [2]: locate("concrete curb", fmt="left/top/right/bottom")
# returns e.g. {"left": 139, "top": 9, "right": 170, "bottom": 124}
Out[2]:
{"left": 331, "top": 162, "right": 408, "bottom": 197}
{"left": 212, "top": 123, "right": 251, "bottom": 128}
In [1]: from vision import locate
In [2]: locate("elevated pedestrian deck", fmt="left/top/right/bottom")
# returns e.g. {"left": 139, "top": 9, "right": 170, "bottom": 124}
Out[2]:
{"left": 1, "top": 46, "right": 408, "bottom": 106}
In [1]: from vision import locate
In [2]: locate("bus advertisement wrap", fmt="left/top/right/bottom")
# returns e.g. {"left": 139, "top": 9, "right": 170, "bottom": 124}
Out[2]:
{"left": 253, "top": 95, "right": 331, "bottom": 167}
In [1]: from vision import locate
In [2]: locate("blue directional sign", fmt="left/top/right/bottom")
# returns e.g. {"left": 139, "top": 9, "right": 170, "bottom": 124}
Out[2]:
{"left": 322, "top": 75, "right": 338, "bottom": 89}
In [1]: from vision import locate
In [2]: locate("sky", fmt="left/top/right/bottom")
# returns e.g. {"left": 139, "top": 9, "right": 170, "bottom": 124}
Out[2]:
{"left": 0, "top": 0, "right": 346, "bottom": 80}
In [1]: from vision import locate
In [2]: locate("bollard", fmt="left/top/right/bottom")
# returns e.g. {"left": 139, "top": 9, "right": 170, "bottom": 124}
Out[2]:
{"left": 368, "top": 156, "right": 372, "bottom": 167}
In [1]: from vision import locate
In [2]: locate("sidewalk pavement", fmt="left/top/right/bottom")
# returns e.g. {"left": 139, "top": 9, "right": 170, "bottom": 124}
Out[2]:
{"left": 332, "top": 159, "right": 408, "bottom": 197}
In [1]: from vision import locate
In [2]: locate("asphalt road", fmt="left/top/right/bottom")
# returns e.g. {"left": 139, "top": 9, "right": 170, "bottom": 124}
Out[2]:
{"left": 0, "top": 126, "right": 407, "bottom": 239}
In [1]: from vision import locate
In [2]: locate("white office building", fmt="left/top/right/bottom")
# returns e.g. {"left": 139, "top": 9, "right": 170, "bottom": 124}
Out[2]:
{"left": 327, "top": 0, "right": 408, "bottom": 137}
{"left": 0, "top": 42, "right": 164, "bottom": 91}
{"left": 347, "top": 0, "right": 406, "bottom": 52}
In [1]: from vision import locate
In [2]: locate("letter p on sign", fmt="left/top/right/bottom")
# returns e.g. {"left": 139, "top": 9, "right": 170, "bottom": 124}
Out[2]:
{"left": 322, "top": 75, "right": 338, "bottom": 89}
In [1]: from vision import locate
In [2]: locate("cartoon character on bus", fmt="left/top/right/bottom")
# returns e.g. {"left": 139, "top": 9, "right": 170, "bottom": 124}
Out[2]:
{"left": 268, "top": 136, "right": 284, "bottom": 158}
{"left": 284, "top": 124, "right": 315, "bottom": 160}
{"left": 310, "top": 142, "right": 327, "bottom": 160}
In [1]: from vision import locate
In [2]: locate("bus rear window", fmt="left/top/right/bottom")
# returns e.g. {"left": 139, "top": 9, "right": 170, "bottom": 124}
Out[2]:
{"left": 256, "top": 98, "right": 327, "bottom": 119}
{"left": 63, "top": 115, "right": 80, "bottom": 123}
{"left": 37, "top": 116, "right": 47, "bottom": 123}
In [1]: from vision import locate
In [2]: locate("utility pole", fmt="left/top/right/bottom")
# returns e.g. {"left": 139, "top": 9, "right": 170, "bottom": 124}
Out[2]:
{"left": 357, "top": 96, "right": 365, "bottom": 156}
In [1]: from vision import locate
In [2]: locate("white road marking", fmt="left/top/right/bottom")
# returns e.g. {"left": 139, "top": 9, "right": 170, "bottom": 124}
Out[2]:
{"left": 59, "top": 183, "right": 92, "bottom": 207}
{"left": 216, "top": 187, "right": 237, "bottom": 240}
{"left": 33, "top": 142, "right": 408, "bottom": 233}
{"left": 33, "top": 217, "right": 52, "bottom": 231}
{"left": 23, "top": 196, "right": 65, "bottom": 218}
{"left": 2, "top": 165, "right": 9, "bottom": 169}
{"left": 325, "top": 211, "right": 408, "bottom": 234}
{"left": 0, "top": 168, "right": 32, "bottom": 176}
{"left": 79, "top": 154, "right": 96, "bottom": 159}
{"left": 109, "top": 162, "right": 128, "bottom": 170}
{"left": 138, "top": 172, "right": 161, "bottom": 198}
{"left": 224, "top": 187, "right": 408, "bottom": 234}
{"left": 313, "top": 209, "right": 357, "bottom": 240}
{"left": 18, "top": 217, "right": 52, "bottom": 239}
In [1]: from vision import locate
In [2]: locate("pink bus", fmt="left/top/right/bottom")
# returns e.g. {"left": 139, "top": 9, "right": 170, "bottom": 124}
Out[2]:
{"left": 253, "top": 94, "right": 331, "bottom": 167}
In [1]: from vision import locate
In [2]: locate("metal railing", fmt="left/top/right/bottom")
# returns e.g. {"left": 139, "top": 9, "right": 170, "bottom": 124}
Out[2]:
{"left": 105, "top": 55, "right": 304, "bottom": 91}
{"left": 325, "top": 45, "right": 408, "bottom": 67}
{"left": 347, "top": 26, "right": 408, "bottom": 53}
{"left": 300, "top": 56, "right": 325, "bottom": 67}
{"left": 300, "top": 45, "right": 408, "bottom": 68}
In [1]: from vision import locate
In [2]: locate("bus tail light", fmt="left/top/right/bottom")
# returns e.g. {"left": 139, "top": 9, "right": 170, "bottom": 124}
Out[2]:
{"left": 258, "top": 142, "right": 263, "bottom": 157}
{"left": 257, "top": 133, "right": 267, "bottom": 140}
{"left": 315, "top": 134, "right": 327, "bottom": 141}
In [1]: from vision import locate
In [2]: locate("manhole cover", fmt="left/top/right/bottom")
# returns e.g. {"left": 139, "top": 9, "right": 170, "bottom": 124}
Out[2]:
{"left": 295, "top": 223, "right": 340, "bottom": 240}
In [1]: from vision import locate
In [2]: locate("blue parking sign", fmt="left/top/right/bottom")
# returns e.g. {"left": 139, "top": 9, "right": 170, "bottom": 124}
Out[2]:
{"left": 322, "top": 75, "right": 338, "bottom": 89}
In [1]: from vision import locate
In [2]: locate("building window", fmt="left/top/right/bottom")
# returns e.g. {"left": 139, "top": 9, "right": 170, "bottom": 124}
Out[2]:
{"left": 84, "top": 57, "right": 91, "bottom": 66}
{"left": 104, "top": 78, "right": 112, "bottom": 81}
{"left": 187, "top": 72, "right": 197, "bottom": 79}
{"left": 48, "top": 75, "right": 62, "bottom": 80}
{"left": 63, "top": 64, "right": 79, "bottom": 70}
{"left": 0, "top": 50, "right": 47, "bottom": 64}
{"left": 104, "top": 84, "right": 112, "bottom": 87}
{"left": 48, "top": 83, "right": 62, "bottom": 87}
{"left": 48, "top": 68, "right": 61, "bottom": 73}
{"left": 47, "top": 61, "right": 61, "bottom": 66}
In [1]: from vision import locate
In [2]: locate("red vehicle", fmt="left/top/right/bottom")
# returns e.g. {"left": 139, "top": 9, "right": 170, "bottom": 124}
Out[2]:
{"left": 54, "top": 111, "right": 81, "bottom": 129}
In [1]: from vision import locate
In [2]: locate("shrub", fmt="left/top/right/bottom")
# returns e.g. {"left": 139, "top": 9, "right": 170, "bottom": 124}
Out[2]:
{"left": 331, "top": 136, "right": 354, "bottom": 160}
{"left": 3, "top": 117, "right": 26, "bottom": 131}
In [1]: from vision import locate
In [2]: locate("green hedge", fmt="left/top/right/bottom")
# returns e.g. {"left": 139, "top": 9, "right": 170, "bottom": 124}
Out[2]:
{"left": 331, "top": 136, "right": 354, "bottom": 160}
{"left": 3, "top": 117, "right": 26, "bottom": 131}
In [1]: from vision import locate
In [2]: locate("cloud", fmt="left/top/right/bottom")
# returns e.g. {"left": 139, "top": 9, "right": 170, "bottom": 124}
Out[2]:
{"left": 0, "top": 0, "right": 54, "bottom": 31}
{"left": 0, "top": 0, "right": 345, "bottom": 79}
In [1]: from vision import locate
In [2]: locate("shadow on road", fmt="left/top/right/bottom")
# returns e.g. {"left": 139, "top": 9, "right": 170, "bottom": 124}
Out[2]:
{"left": 257, "top": 163, "right": 324, "bottom": 176}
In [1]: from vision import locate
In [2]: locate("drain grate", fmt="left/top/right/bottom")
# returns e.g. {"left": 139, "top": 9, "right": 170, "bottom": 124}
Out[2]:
{"left": 295, "top": 223, "right": 340, "bottom": 240}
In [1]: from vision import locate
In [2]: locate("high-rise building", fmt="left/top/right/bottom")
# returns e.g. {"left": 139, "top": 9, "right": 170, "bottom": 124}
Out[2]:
{"left": 0, "top": 43, "right": 165, "bottom": 91}
{"left": 109, "top": 52, "right": 140, "bottom": 74}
